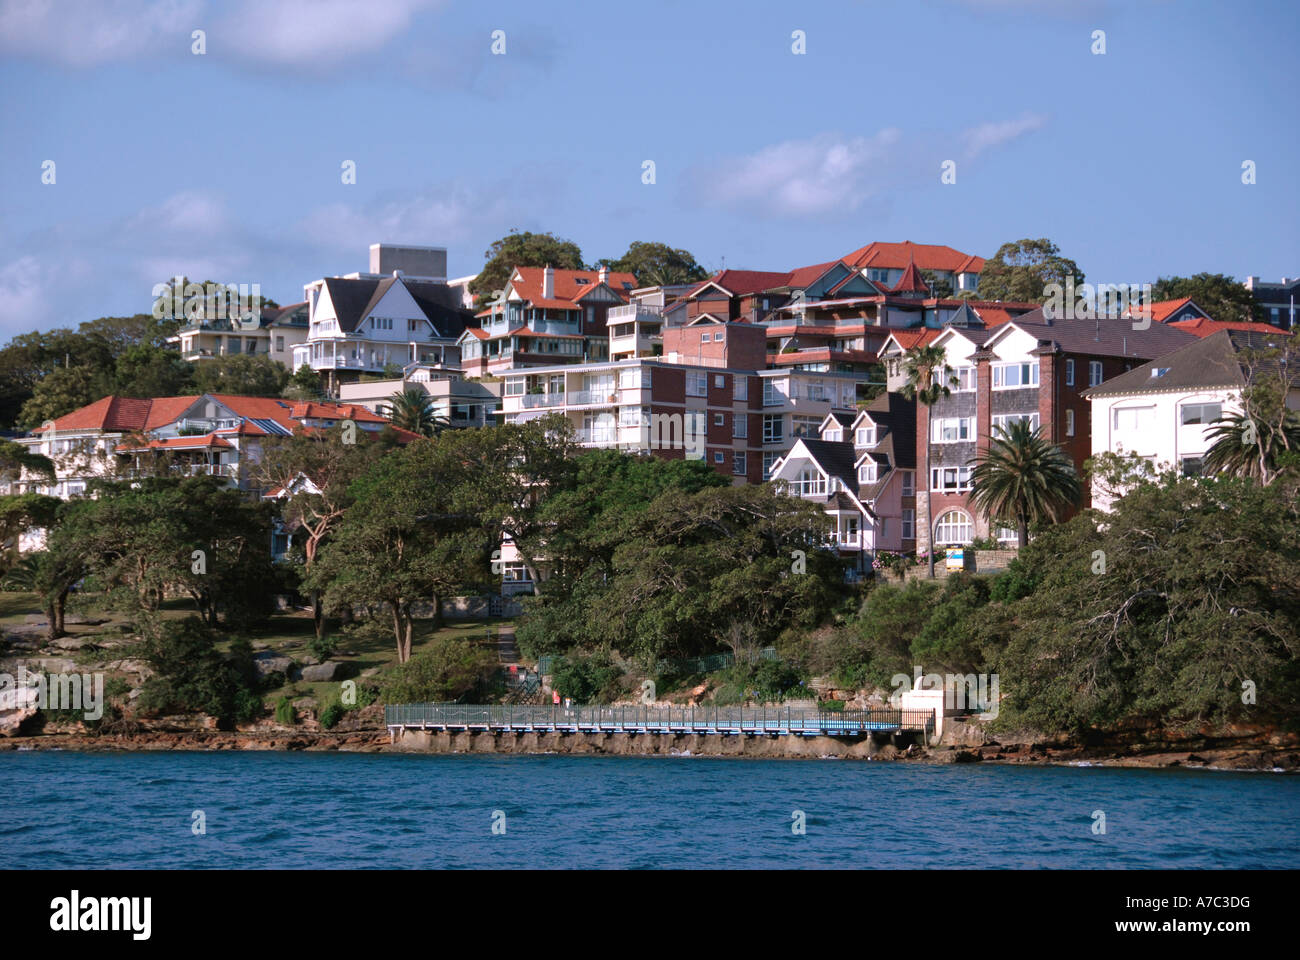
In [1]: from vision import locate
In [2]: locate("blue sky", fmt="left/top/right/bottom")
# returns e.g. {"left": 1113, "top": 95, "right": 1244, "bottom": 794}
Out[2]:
{"left": 1, "top": 0, "right": 1296, "bottom": 335}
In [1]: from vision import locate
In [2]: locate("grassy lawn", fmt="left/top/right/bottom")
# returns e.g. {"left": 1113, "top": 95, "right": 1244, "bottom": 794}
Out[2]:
{"left": 3, "top": 589, "right": 512, "bottom": 706}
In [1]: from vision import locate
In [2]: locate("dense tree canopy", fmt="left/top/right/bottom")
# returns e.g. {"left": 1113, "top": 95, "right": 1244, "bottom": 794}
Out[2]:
{"left": 1151, "top": 272, "right": 1261, "bottom": 323}
{"left": 467, "top": 230, "right": 586, "bottom": 300}
{"left": 977, "top": 238, "right": 1086, "bottom": 304}
{"left": 597, "top": 241, "right": 709, "bottom": 288}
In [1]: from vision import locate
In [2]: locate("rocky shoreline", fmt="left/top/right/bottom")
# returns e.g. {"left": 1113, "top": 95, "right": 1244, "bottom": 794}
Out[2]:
{"left": 3, "top": 722, "right": 1295, "bottom": 772}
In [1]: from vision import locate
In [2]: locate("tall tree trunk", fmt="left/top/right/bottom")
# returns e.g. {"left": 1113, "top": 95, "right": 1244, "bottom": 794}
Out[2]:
{"left": 54, "top": 586, "right": 68, "bottom": 635}
{"left": 44, "top": 599, "right": 58, "bottom": 641}
{"left": 311, "top": 588, "right": 325, "bottom": 639}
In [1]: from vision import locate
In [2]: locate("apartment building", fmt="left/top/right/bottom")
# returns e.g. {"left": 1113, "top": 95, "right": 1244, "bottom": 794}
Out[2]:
{"left": 458, "top": 265, "right": 637, "bottom": 376}
{"left": 337, "top": 368, "right": 501, "bottom": 429}
{"left": 911, "top": 308, "right": 1198, "bottom": 552}
{"left": 1083, "top": 328, "right": 1299, "bottom": 510}
{"left": 170, "top": 301, "right": 310, "bottom": 369}
{"left": 1243, "top": 275, "right": 1298, "bottom": 330}
{"left": 498, "top": 323, "right": 861, "bottom": 485}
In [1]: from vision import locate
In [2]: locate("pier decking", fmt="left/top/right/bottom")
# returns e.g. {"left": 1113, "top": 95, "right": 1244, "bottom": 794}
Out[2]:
{"left": 386, "top": 703, "right": 936, "bottom": 739}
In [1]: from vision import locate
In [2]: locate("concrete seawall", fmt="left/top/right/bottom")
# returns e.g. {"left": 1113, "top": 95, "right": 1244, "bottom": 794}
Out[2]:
{"left": 392, "top": 728, "right": 918, "bottom": 759}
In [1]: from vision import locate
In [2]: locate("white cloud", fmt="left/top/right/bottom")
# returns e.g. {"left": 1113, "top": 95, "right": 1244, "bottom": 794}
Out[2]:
{"left": 686, "top": 117, "right": 1047, "bottom": 220}
{"left": 0, "top": 0, "right": 442, "bottom": 68}
{"left": 0, "top": 255, "right": 47, "bottom": 321}
{"left": 0, "top": 0, "right": 201, "bottom": 66}
{"left": 960, "top": 113, "right": 1048, "bottom": 160}
{"left": 216, "top": 0, "right": 442, "bottom": 68}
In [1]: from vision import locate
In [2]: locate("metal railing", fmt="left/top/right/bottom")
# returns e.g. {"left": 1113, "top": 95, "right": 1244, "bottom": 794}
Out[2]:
{"left": 385, "top": 703, "right": 934, "bottom": 735}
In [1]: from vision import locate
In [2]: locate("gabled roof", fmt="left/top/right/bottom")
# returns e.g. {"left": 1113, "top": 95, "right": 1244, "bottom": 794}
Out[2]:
{"left": 796, "top": 438, "right": 860, "bottom": 492}
{"left": 842, "top": 241, "right": 985, "bottom": 274}
{"left": 320, "top": 276, "right": 470, "bottom": 337}
{"left": 988, "top": 307, "right": 1197, "bottom": 360}
{"left": 509, "top": 266, "right": 637, "bottom": 307}
{"left": 686, "top": 269, "right": 792, "bottom": 299}
{"left": 1120, "top": 296, "right": 1208, "bottom": 324}
{"left": 878, "top": 328, "right": 941, "bottom": 355}
{"left": 1082, "top": 328, "right": 1295, "bottom": 398}
{"left": 45, "top": 395, "right": 202, "bottom": 433}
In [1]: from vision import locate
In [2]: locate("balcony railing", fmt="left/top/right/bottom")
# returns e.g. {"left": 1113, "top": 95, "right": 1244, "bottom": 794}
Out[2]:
{"left": 608, "top": 302, "right": 664, "bottom": 319}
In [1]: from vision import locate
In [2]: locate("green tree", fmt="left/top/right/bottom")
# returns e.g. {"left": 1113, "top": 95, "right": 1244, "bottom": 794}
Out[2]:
{"left": 18, "top": 365, "right": 109, "bottom": 428}
{"left": 305, "top": 439, "right": 485, "bottom": 662}
{"left": 192, "top": 353, "right": 290, "bottom": 396}
{"left": 968, "top": 420, "right": 1082, "bottom": 549}
{"left": 385, "top": 388, "right": 448, "bottom": 437}
{"left": 112, "top": 344, "right": 195, "bottom": 398}
{"left": 597, "top": 241, "right": 708, "bottom": 288}
{"left": 918, "top": 269, "right": 954, "bottom": 299}
{"left": 252, "top": 425, "right": 385, "bottom": 638}
{"left": 467, "top": 230, "right": 586, "bottom": 300}
{"left": 899, "top": 344, "right": 956, "bottom": 577}
{"left": 1151, "top": 273, "right": 1262, "bottom": 324}
{"left": 282, "top": 364, "right": 323, "bottom": 401}
{"left": 977, "top": 238, "right": 1085, "bottom": 304}
{"left": 1202, "top": 338, "right": 1300, "bottom": 486}
{"left": 380, "top": 635, "right": 499, "bottom": 703}
{"left": 136, "top": 617, "right": 263, "bottom": 728}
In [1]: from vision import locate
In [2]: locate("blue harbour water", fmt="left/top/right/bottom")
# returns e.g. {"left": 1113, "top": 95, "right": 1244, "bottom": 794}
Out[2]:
{"left": 3, "top": 752, "right": 1296, "bottom": 869}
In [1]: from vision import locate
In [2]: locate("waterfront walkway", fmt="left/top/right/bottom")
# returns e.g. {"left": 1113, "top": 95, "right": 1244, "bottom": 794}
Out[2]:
{"left": 385, "top": 703, "right": 935, "bottom": 739}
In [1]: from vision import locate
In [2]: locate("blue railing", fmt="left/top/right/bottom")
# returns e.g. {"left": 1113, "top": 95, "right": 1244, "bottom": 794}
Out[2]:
{"left": 385, "top": 703, "right": 934, "bottom": 737}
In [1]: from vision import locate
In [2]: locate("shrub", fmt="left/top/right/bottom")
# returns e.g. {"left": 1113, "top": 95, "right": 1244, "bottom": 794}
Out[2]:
{"left": 136, "top": 617, "right": 263, "bottom": 728}
{"left": 319, "top": 700, "right": 344, "bottom": 729}
{"left": 308, "top": 634, "right": 338, "bottom": 662}
{"left": 379, "top": 636, "right": 498, "bottom": 704}
{"left": 551, "top": 650, "right": 624, "bottom": 704}
{"left": 274, "top": 696, "right": 296, "bottom": 725}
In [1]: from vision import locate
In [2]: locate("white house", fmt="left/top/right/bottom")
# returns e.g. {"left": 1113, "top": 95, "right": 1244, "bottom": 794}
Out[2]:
{"left": 1083, "top": 328, "right": 1298, "bottom": 510}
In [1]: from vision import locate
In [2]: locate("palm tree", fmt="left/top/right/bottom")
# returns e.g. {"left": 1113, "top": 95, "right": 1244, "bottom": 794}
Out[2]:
{"left": 385, "top": 389, "right": 450, "bottom": 437}
{"left": 899, "top": 344, "right": 955, "bottom": 578}
{"left": 968, "top": 420, "right": 1081, "bottom": 549}
{"left": 1203, "top": 408, "right": 1300, "bottom": 487}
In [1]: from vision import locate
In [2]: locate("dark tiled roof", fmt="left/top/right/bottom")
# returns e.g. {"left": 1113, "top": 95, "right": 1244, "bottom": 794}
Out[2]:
{"left": 1004, "top": 307, "right": 1197, "bottom": 360}
{"left": 799, "top": 438, "right": 859, "bottom": 492}
{"left": 322, "top": 276, "right": 471, "bottom": 338}
{"left": 1083, "top": 329, "right": 1297, "bottom": 398}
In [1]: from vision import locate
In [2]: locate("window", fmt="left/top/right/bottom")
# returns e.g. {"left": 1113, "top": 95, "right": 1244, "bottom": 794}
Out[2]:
{"left": 1181, "top": 455, "right": 1204, "bottom": 477}
{"left": 934, "top": 510, "right": 974, "bottom": 545}
{"left": 732, "top": 377, "right": 748, "bottom": 400}
{"left": 618, "top": 368, "right": 641, "bottom": 389}
{"left": 858, "top": 462, "right": 877, "bottom": 483}
{"left": 1065, "top": 409, "right": 1075, "bottom": 437}
{"left": 1065, "top": 359, "right": 1074, "bottom": 386}
{"left": 714, "top": 451, "right": 725, "bottom": 465}
{"left": 763, "top": 415, "right": 784, "bottom": 443}
{"left": 838, "top": 515, "right": 859, "bottom": 545}
{"left": 734, "top": 452, "right": 747, "bottom": 475}
{"left": 792, "top": 415, "right": 820, "bottom": 438}
{"left": 1180, "top": 402, "right": 1223, "bottom": 425}
{"left": 276, "top": 336, "right": 285, "bottom": 352}
{"left": 733, "top": 415, "right": 748, "bottom": 438}
{"left": 1089, "top": 361, "right": 1103, "bottom": 387}
{"left": 762, "top": 381, "right": 782, "bottom": 406}
{"left": 931, "top": 466, "right": 974, "bottom": 492}
{"left": 901, "top": 508, "right": 915, "bottom": 540}
{"left": 856, "top": 426, "right": 877, "bottom": 446}
{"left": 930, "top": 417, "right": 973, "bottom": 443}
{"left": 901, "top": 470, "right": 915, "bottom": 497}
{"left": 935, "top": 365, "right": 975, "bottom": 391}
{"left": 824, "top": 428, "right": 842, "bottom": 442}
{"left": 1113, "top": 406, "right": 1155, "bottom": 431}
{"left": 686, "top": 371, "right": 707, "bottom": 396}
{"left": 991, "top": 413, "right": 1040, "bottom": 435}
{"left": 762, "top": 452, "right": 779, "bottom": 479}
{"left": 714, "top": 375, "right": 725, "bottom": 388}
{"left": 992, "top": 362, "right": 1039, "bottom": 389}
{"left": 791, "top": 467, "right": 826, "bottom": 497}
{"left": 714, "top": 413, "right": 725, "bottom": 427}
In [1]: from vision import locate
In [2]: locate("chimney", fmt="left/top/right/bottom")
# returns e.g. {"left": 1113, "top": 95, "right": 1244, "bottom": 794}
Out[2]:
{"left": 598, "top": 265, "right": 609, "bottom": 284}
{"left": 542, "top": 265, "right": 554, "bottom": 300}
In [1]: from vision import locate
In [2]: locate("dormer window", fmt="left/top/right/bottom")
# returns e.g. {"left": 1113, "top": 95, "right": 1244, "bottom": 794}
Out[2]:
{"left": 856, "top": 426, "right": 876, "bottom": 446}
{"left": 858, "top": 462, "right": 877, "bottom": 483}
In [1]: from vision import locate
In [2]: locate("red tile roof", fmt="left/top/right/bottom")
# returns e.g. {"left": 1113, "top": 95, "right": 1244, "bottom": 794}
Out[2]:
{"left": 885, "top": 329, "right": 941, "bottom": 351}
{"left": 48, "top": 395, "right": 202, "bottom": 432}
{"left": 116, "top": 434, "right": 234, "bottom": 452}
{"left": 510, "top": 266, "right": 637, "bottom": 307}
{"left": 842, "top": 241, "right": 984, "bottom": 274}
{"left": 1166, "top": 316, "right": 1292, "bottom": 338}
{"left": 890, "top": 260, "right": 930, "bottom": 295}
{"left": 688, "top": 269, "right": 794, "bottom": 298}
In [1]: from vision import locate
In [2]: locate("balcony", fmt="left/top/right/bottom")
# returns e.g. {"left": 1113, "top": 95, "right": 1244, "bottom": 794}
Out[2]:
{"left": 608, "top": 302, "right": 664, "bottom": 320}
{"left": 168, "top": 463, "right": 239, "bottom": 478}
{"left": 520, "top": 392, "right": 564, "bottom": 408}
{"left": 575, "top": 429, "right": 618, "bottom": 447}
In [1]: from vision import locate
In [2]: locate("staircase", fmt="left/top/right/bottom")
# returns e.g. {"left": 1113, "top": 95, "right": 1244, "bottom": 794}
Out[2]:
{"left": 503, "top": 669, "right": 543, "bottom": 705}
